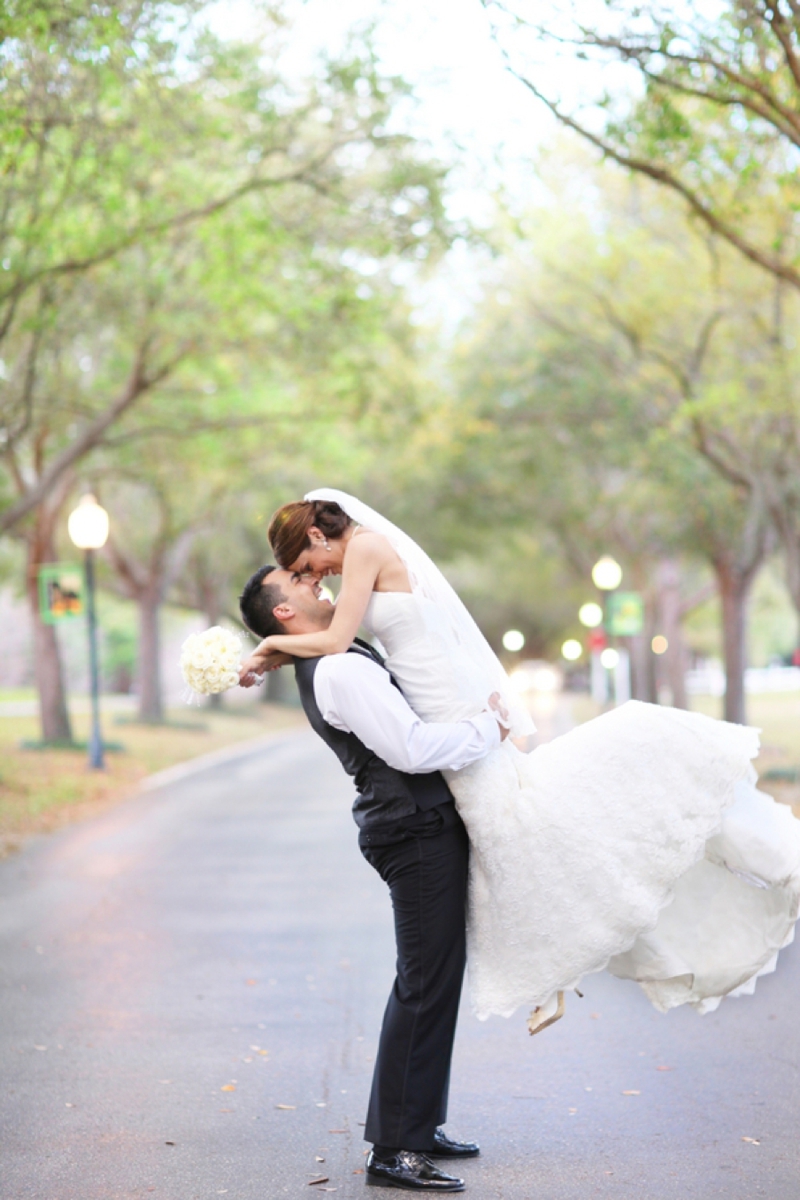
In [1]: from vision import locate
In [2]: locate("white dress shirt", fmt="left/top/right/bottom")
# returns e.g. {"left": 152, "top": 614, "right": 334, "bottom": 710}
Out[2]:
{"left": 313, "top": 651, "right": 501, "bottom": 774}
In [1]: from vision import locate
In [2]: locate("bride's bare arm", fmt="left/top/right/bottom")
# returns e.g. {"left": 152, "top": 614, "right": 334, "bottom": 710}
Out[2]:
{"left": 249, "top": 534, "right": 388, "bottom": 661}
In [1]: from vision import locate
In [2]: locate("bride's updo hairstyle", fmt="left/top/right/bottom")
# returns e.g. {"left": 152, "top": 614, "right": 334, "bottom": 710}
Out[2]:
{"left": 268, "top": 499, "right": 352, "bottom": 568}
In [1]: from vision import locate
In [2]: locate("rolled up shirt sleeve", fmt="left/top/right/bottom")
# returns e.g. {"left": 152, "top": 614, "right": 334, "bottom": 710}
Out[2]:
{"left": 313, "top": 652, "right": 501, "bottom": 773}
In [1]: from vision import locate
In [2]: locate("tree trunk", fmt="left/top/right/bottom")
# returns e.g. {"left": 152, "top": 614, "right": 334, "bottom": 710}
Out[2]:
{"left": 657, "top": 560, "right": 689, "bottom": 710}
{"left": 24, "top": 513, "right": 74, "bottom": 744}
{"left": 774, "top": 525, "right": 800, "bottom": 656}
{"left": 714, "top": 563, "right": 753, "bottom": 725}
{"left": 629, "top": 632, "right": 656, "bottom": 702}
{"left": 137, "top": 591, "right": 164, "bottom": 723}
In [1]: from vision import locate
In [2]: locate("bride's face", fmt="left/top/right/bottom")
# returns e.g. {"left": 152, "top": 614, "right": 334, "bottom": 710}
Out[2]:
{"left": 289, "top": 528, "right": 344, "bottom": 580}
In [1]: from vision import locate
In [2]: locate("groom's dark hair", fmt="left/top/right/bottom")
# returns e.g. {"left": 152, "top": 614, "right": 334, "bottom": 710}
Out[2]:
{"left": 239, "top": 565, "right": 288, "bottom": 638}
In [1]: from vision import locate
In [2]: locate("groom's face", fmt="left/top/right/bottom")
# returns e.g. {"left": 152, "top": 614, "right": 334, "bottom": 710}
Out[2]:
{"left": 268, "top": 568, "right": 334, "bottom": 631}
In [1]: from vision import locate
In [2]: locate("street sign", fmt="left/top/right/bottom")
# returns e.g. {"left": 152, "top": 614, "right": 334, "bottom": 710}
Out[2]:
{"left": 606, "top": 591, "right": 644, "bottom": 637}
{"left": 38, "top": 563, "right": 85, "bottom": 624}
{"left": 587, "top": 629, "right": 607, "bottom": 652}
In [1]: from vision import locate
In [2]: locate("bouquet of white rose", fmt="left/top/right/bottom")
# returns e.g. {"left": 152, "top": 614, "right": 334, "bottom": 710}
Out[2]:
{"left": 180, "top": 626, "right": 243, "bottom": 697}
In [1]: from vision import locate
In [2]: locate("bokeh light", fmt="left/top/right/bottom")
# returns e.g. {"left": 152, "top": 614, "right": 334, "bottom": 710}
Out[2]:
{"left": 651, "top": 635, "right": 669, "bottom": 655}
{"left": 578, "top": 602, "right": 603, "bottom": 628}
{"left": 67, "top": 494, "right": 110, "bottom": 550}
{"left": 502, "top": 629, "right": 525, "bottom": 652}
{"left": 591, "top": 556, "right": 623, "bottom": 590}
{"left": 600, "top": 647, "right": 620, "bottom": 669}
{"left": 561, "top": 639, "right": 582, "bottom": 661}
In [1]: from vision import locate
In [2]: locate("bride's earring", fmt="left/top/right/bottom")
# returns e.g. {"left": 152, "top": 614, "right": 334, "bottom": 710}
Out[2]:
{"left": 323, "top": 539, "right": 331, "bottom": 550}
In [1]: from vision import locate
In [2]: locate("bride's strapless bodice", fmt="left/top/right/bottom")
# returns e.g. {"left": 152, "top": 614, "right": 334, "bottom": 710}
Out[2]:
{"left": 362, "top": 591, "right": 492, "bottom": 724}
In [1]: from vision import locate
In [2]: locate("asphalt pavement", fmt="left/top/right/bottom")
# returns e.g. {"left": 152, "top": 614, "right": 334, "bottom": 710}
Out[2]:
{"left": 1, "top": 727, "right": 798, "bottom": 1200}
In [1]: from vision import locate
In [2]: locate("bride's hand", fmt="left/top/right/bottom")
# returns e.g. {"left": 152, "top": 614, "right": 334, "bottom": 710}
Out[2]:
{"left": 239, "top": 654, "right": 265, "bottom": 687}
{"left": 488, "top": 692, "right": 511, "bottom": 741}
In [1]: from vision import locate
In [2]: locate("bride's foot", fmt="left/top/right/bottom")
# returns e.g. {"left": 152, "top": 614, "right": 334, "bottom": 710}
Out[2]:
{"left": 527, "top": 990, "right": 565, "bottom": 1036}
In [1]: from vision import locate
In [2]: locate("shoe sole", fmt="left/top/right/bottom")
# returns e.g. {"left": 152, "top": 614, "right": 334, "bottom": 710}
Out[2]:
{"left": 366, "top": 1175, "right": 465, "bottom": 1192}
{"left": 427, "top": 1151, "right": 480, "bottom": 1160}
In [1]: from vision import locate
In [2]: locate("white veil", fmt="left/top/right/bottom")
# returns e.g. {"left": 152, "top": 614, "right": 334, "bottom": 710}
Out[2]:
{"left": 305, "top": 487, "right": 535, "bottom": 738}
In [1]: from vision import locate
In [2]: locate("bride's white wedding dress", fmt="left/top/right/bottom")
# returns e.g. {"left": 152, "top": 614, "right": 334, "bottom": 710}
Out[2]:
{"left": 308, "top": 488, "right": 800, "bottom": 1021}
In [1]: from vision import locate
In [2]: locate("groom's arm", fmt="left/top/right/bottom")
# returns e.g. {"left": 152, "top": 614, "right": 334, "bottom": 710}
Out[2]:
{"left": 313, "top": 653, "right": 503, "bottom": 774}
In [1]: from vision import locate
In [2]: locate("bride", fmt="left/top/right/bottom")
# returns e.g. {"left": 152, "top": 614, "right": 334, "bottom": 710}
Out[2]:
{"left": 241, "top": 487, "right": 800, "bottom": 1028}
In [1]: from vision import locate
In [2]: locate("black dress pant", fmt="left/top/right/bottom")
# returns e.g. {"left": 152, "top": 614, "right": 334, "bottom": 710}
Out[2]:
{"left": 359, "top": 801, "right": 469, "bottom": 1151}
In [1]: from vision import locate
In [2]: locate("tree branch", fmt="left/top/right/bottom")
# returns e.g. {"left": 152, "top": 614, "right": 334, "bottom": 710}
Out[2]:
{"left": 0, "top": 339, "right": 188, "bottom": 535}
{"left": 508, "top": 68, "right": 800, "bottom": 292}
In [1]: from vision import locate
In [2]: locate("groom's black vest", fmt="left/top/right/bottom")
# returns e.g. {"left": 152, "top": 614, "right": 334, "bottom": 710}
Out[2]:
{"left": 293, "top": 645, "right": 453, "bottom": 835}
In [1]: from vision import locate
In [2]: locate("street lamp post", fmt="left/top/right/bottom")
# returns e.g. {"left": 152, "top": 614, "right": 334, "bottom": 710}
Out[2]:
{"left": 67, "top": 495, "right": 109, "bottom": 770}
{"left": 591, "top": 555, "right": 629, "bottom": 704}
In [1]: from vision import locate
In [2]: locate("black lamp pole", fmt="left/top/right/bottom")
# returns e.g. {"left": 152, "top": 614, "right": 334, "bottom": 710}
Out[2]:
{"left": 84, "top": 547, "right": 105, "bottom": 770}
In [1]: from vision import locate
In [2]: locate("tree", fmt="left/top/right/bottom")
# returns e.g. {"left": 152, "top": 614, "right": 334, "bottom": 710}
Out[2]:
{"left": 446, "top": 156, "right": 782, "bottom": 719}
{"left": 0, "top": 2, "right": 452, "bottom": 533}
{"left": 483, "top": 0, "right": 800, "bottom": 291}
{"left": 0, "top": 4, "right": 455, "bottom": 737}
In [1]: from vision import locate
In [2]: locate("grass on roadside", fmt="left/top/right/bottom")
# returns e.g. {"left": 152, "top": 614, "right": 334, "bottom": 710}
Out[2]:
{"left": 0, "top": 700, "right": 305, "bottom": 856}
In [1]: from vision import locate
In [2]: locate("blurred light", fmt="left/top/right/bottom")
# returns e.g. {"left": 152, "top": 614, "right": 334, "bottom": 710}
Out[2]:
{"left": 561, "top": 639, "right": 583, "bottom": 661}
{"left": 509, "top": 669, "right": 531, "bottom": 694}
{"left": 652, "top": 635, "right": 669, "bottom": 655}
{"left": 578, "top": 602, "right": 603, "bottom": 628}
{"left": 531, "top": 664, "right": 560, "bottom": 691}
{"left": 600, "top": 647, "right": 620, "bottom": 669}
{"left": 67, "top": 494, "right": 109, "bottom": 549}
{"left": 511, "top": 661, "right": 562, "bottom": 696}
{"left": 318, "top": 585, "right": 335, "bottom": 604}
{"left": 592, "top": 556, "right": 623, "bottom": 590}
{"left": 502, "top": 629, "right": 525, "bottom": 652}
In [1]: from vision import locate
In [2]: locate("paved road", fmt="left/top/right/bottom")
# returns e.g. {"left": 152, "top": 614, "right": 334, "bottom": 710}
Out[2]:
{"left": 1, "top": 729, "right": 798, "bottom": 1200}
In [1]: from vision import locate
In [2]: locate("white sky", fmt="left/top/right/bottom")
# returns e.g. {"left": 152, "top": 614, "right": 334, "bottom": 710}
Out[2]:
{"left": 209, "top": 0, "right": 605, "bottom": 210}
{"left": 207, "top": 0, "right": 625, "bottom": 319}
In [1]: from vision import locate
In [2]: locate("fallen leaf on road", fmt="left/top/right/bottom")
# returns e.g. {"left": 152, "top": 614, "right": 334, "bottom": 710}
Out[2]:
{"left": 219, "top": 1108, "right": 233, "bottom": 1113}
{"left": 622, "top": 1090, "right": 641, "bottom": 1096}
{"left": 34, "top": 1045, "right": 47, "bottom": 1051}
{"left": 65, "top": 1103, "right": 74, "bottom": 1108}
{"left": 243, "top": 1058, "right": 253, "bottom": 1063}
{"left": 655, "top": 1066, "right": 673, "bottom": 1072}
{"left": 568, "top": 1108, "right": 577, "bottom": 1115}
{"left": 328, "top": 1128, "right": 347, "bottom": 1133}
{"left": 742, "top": 1137, "right": 760, "bottom": 1144}
{"left": 352, "top": 1170, "right": 364, "bottom": 1175}
{"left": 590, "top": 1013, "right": 600, "bottom": 1019}
{"left": 221, "top": 1085, "right": 236, "bottom": 1092}
{"left": 165, "top": 1141, "right": 175, "bottom": 1146}
{"left": 257, "top": 1050, "right": 269, "bottom": 1056}
{"left": 315, "top": 1157, "right": 325, "bottom": 1163}
{"left": 307, "top": 1177, "right": 329, "bottom": 1185}
{"left": 276, "top": 1104, "right": 296, "bottom": 1110}
{"left": 245, "top": 979, "right": 257, "bottom": 986}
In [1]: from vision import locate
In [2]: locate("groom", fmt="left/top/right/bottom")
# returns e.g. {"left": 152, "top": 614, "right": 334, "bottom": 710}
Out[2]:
{"left": 239, "top": 566, "right": 507, "bottom": 1193}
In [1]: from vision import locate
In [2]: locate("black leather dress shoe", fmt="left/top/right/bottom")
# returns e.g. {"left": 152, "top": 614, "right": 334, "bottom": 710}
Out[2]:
{"left": 365, "top": 1149, "right": 465, "bottom": 1191}
{"left": 427, "top": 1128, "right": 480, "bottom": 1159}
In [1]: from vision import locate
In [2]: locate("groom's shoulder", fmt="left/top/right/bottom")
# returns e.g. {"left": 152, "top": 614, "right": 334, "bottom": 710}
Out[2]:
{"left": 316, "top": 649, "right": 380, "bottom": 685}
